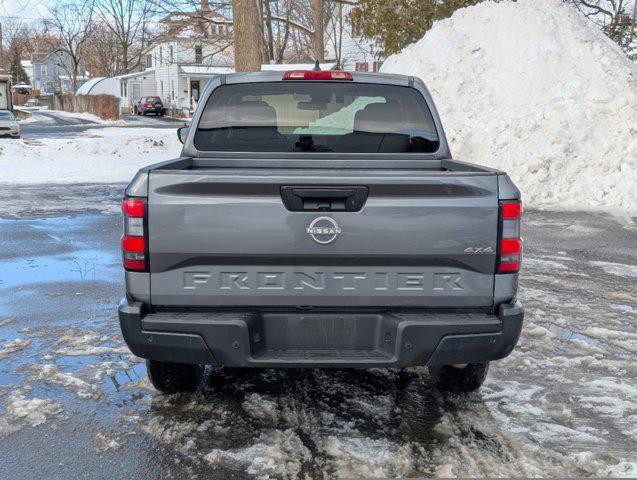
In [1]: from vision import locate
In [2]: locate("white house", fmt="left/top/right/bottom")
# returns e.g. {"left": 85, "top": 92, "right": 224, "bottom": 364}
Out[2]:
{"left": 117, "top": 69, "right": 157, "bottom": 113}
{"left": 145, "top": 8, "right": 234, "bottom": 115}
{"left": 325, "top": 3, "right": 382, "bottom": 72}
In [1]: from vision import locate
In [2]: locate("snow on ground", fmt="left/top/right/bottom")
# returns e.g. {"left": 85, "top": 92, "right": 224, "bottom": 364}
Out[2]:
{"left": 44, "top": 109, "right": 126, "bottom": 125}
{"left": 0, "top": 388, "right": 64, "bottom": 438}
{"left": 381, "top": 0, "right": 637, "bottom": 215}
{"left": 27, "top": 364, "right": 103, "bottom": 400}
{"left": 0, "top": 338, "right": 31, "bottom": 359}
{"left": 0, "top": 127, "right": 181, "bottom": 184}
{"left": 15, "top": 108, "right": 124, "bottom": 125}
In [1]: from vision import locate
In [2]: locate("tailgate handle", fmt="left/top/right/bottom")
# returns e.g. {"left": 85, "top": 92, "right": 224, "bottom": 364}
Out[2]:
{"left": 281, "top": 186, "right": 368, "bottom": 211}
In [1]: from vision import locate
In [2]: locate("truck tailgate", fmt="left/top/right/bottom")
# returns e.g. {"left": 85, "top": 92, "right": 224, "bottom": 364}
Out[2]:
{"left": 147, "top": 169, "right": 499, "bottom": 308}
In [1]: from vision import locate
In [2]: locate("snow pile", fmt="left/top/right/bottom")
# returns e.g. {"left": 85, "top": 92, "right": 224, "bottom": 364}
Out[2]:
{"left": 43, "top": 109, "right": 127, "bottom": 125}
{"left": 381, "top": 0, "right": 637, "bottom": 214}
{"left": 0, "top": 127, "right": 181, "bottom": 184}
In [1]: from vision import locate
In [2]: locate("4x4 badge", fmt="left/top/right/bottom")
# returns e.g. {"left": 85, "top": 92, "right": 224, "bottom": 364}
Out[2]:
{"left": 464, "top": 246, "right": 494, "bottom": 254}
{"left": 306, "top": 217, "right": 341, "bottom": 244}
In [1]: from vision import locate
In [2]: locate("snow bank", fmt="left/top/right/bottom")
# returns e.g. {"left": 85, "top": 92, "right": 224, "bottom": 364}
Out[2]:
{"left": 0, "top": 128, "right": 181, "bottom": 184}
{"left": 381, "top": 0, "right": 637, "bottom": 214}
{"left": 45, "top": 109, "right": 126, "bottom": 125}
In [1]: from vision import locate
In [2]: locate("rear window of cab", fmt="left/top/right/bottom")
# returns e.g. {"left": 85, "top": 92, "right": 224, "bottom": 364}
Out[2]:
{"left": 194, "top": 82, "right": 440, "bottom": 154}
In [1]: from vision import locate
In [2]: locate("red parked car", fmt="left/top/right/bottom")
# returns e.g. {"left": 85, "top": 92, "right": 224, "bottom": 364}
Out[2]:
{"left": 135, "top": 96, "right": 165, "bottom": 116}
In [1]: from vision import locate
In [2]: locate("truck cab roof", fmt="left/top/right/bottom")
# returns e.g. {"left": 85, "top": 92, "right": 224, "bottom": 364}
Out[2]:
{"left": 220, "top": 70, "right": 415, "bottom": 87}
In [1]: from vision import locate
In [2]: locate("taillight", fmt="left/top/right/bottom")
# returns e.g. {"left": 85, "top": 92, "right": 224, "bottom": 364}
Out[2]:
{"left": 122, "top": 197, "right": 147, "bottom": 271}
{"left": 497, "top": 200, "right": 522, "bottom": 274}
{"left": 283, "top": 70, "right": 353, "bottom": 81}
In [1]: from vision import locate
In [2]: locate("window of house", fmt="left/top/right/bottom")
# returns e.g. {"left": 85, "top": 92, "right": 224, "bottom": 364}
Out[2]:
{"left": 169, "top": 45, "right": 174, "bottom": 63}
{"left": 146, "top": 54, "right": 152, "bottom": 67}
{"left": 41, "top": 65, "right": 47, "bottom": 76}
{"left": 171, "top": 80, "right": 175, "bottom": 100}
{"left": 159, "top": 46, "right": 163, "bottom": 65}
{"left": 195, "top": 45, "right": 203, "bottom": 64}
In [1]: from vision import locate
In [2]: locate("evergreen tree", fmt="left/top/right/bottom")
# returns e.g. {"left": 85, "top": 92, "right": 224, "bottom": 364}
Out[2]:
{"left": 351, "top": 0, "right": 482, "bottom": 56}
{"left": 8, "top": 53, "right": 30, "bottom": 85}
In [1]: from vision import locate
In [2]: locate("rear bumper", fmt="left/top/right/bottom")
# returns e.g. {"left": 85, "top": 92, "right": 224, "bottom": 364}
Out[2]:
{"left": 118, "top": 299, "right": 524, "bottom": 368}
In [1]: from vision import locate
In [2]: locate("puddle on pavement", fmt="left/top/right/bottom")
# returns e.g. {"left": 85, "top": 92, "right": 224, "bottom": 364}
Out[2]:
{"left": 561, "top": 331, "right": 601, "bottom": 346}
{"left": 0, "top": 249, "right": 119, "bottom": 289}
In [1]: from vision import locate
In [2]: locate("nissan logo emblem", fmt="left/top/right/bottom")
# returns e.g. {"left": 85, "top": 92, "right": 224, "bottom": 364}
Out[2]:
{"left": 306, "top": 217, "right": 341, "bottom": 244}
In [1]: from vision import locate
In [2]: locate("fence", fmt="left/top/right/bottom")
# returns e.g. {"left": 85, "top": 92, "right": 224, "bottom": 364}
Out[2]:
{"left": 54, "top": 94, "right": 120, "bottom": 120}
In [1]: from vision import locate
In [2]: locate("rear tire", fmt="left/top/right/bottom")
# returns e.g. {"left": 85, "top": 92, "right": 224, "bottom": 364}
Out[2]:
{"left": 429, "top": 361, "right": 489, "bottom": 392}
{"left": 146, "top": 360, "right": 204, "bottom": 393}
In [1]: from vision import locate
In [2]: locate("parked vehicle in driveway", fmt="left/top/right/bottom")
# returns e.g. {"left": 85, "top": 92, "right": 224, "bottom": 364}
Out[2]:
{"left": 134, "top": 96, "right": 165, "bottom": 116}
{"left": 0, "top": 110, "right": 20, "bottom": 138}
{"left": 119, "top": 69, "right": 524, "bottom": 394}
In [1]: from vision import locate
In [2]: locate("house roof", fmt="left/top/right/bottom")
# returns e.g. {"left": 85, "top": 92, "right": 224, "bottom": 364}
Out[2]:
{"left": 152, "top": 8, "right": 232, "bottom": 43}
{"left": 31, "top": 52, "right": 49, "bottom": 63}
{"left": 116, "top": 69, "right": 156, "bottom": 80}
{"left": 179, "top": 65, "right": 234, "bottom": 75}
{"left": 160, "top": 10, "right": 231, "bottom": 25}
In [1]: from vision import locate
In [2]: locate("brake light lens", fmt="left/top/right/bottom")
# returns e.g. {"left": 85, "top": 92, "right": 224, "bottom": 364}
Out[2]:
{"left": 122, "top": 198, "right": 144, "bottom": 217}
{"left": 122, "top": 197, "right": 147, "bottom": 271}
{"left": 502, "top": 202, "right": 522, "bottom": 219}
{"left": 283, "top": 70, "right": 353, "bottom": 81}
{"left": 498, "top": 200, "right": 523, "bottom": 274}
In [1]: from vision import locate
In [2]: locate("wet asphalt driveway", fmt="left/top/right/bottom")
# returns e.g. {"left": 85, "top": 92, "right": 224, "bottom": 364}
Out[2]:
{"left": 0, "top": 185, "right": 635, "bottom": 479}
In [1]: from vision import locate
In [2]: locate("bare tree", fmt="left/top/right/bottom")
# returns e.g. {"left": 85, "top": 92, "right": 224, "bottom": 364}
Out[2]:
{"left": 325, "top": 0, "right": 344, "bottom": 67}
{"left": 567, "top": 0, "right": 636, "bottom": 58}
{"left": 1, "top": 20, "right": 31, "bottom": 73}
{"left": 94, "top": 0, "right": 153, "bottom": 74}
{"left": 232, "top": 0, "right": 262, "bottom": 70}
{"left": 84, "top": 24, "right": 122, "bottom": 76}
{"left": 311, "top": 0, "right": 324, "bottom": 61}
{"left": 44, "top": 1, "right": 95, "bottom": 91}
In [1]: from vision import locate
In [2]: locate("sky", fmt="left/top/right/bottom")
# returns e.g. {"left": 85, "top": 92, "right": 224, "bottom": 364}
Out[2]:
{"left": 0, "top": 0, "right": 52, "bottom": 20}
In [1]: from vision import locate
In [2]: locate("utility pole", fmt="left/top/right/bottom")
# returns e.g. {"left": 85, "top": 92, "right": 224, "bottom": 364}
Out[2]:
{"left": 0, "top": 22, "right": 4, "bottom": 72}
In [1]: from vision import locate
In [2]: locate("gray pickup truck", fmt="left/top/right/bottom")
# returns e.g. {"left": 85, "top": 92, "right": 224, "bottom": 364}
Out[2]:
{"left": 118, "top": 69, "right": 524, "bottom": 394}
